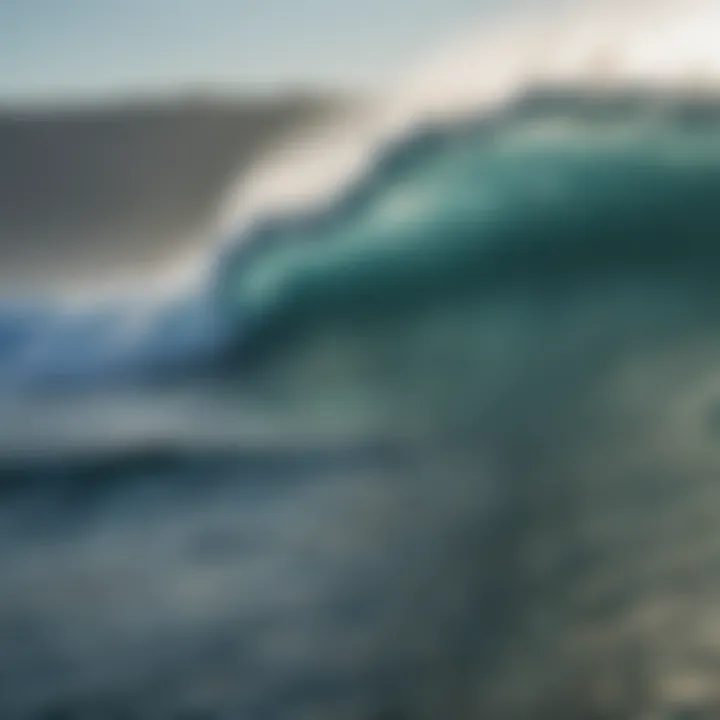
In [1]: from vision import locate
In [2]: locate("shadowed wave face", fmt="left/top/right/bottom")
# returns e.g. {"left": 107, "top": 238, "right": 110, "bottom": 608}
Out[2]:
{"left": 215, "top": 88, "right": 720, "bottom": 367}
{"left": 7, "top": 86, "right": 720, "bottom": 719}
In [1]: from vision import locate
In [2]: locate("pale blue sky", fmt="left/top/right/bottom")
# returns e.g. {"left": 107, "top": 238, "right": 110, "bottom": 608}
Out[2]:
{"left": 0, "top": 0, "right": 498, "bottom": 102}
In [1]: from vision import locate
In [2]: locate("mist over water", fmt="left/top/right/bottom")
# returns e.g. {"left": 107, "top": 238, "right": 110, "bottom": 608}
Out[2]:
{"left": 6, "top": 1, "right": 720, "bottom": 718}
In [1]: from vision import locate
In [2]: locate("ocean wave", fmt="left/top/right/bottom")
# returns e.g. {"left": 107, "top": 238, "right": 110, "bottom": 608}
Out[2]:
{"left": 8, "top": 4, "right": 720, "bottom": 716}
{"left": 5, "top": 1, "right": 720, "bottom": 388}
{"left": 4, "top": 86, "right": 720, "bottom": 388}
{"left": 213, "top": 87, "right": 720, "bottom": 367}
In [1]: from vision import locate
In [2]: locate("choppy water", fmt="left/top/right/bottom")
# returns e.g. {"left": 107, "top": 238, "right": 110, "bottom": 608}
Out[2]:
{"left": 7, "top": 3, "right": 720, "bottom": 716}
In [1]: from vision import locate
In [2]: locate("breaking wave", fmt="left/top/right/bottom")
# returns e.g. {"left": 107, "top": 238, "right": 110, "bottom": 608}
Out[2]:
{"left": 9, "top": 3, "right": 720, "bottom": 717}
{"left": 2, "top": 1, "right": 720, "bottom": 391}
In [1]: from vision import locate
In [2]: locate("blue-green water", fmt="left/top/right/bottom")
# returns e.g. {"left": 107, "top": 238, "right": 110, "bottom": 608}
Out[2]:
{"left": 5, "top": 88, "right": 720, "bottom": 717}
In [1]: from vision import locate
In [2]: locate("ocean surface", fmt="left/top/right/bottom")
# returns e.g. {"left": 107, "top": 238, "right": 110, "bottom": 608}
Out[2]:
{"left": 7, "top": 4, "right": 720, "bottom": 717}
